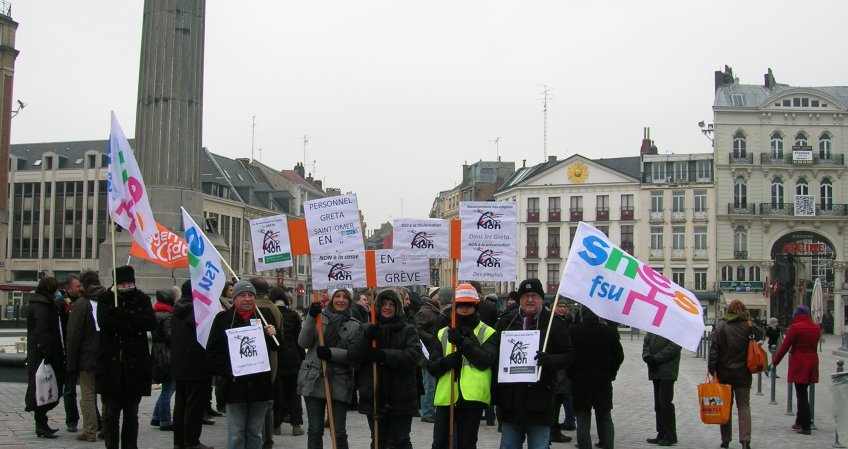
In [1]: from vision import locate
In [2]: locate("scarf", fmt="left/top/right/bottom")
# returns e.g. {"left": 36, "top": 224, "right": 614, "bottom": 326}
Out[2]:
{"left": 377, "top": 314, "right": 407, "bottom": 348}
{"left": 322, "top": 306, "right": 352, "bottom": 347}
{"left": 236, "top": 306, "right": 256, "bottom": 323}
{"left": 153, "top": 302, "right": 174, "bottom": 313}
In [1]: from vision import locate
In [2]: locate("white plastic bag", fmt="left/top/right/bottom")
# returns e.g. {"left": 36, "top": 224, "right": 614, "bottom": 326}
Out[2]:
{"left": 35, "top": 360, "right": 59, "bottom": 406}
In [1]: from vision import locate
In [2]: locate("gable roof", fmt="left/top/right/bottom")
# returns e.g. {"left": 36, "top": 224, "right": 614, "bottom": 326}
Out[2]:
{"left": 496, "top": 155, "right": 640, "bottom": 193}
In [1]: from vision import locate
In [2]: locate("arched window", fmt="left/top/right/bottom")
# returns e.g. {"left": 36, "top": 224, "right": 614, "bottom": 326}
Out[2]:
{"left": 749, "top": 266, "right": 761, "bottom": 281}
{"left": 820, "top": 132, "right": 832, "bottom": 160}
{"left": 795, "top": 132, "right": 808, "bottom": 146}
{"left": 771, "top": 177, "right": 784, "bottom": 206}
{"left": 796, "top": 178, "right": 809, "bottom": 196}
{"left": 736, "top": 266, "right": 746, "bottom": 281}
{"left": 721, "top": 265, "right": 733, "bottom": 281}
{"left": 771, "top": 132, "right": 784, "bottom": 158}
{"left": 734, "top": 227, "right": 747, "bottom": 258}
{"left": 821, "top": 178, "right": 833, "bottom": 210}
{"left": 734, "top": 178, "right": 747, "bottom": 208}
{"left": 733, "top": 132, "right": 747, "bottom": 158}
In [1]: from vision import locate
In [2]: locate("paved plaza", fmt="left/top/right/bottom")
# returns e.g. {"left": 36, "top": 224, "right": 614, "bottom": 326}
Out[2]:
{"left": 0, "top": 333, "right": 843, "bottom": 449}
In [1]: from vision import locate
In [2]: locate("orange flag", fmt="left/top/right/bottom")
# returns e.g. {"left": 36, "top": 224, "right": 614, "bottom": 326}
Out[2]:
{"left": 129, "top": 222, "right": 189, "bottom": 268}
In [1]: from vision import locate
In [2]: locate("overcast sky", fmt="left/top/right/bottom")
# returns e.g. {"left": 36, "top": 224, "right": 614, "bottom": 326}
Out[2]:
{"left": 10, "top": 1, "right": 848, "bottom": 229}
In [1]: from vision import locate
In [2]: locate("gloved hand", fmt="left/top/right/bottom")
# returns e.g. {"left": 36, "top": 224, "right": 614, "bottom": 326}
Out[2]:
{"left": 367, "top": 348, "right": 386, "bottom": 363}
{"left": 535, "top": 350, "right": 552, "bottom": 367}
{"left": 316, "top": 345, "right": 332, "bottom": 361}
{"left": 308, "top": 302, "right": 322, "bottom": 318}
{"left": 441, "top": 352, "right": 462, "bottom": 370}
{"left": 447, "top": 328, "right": 464, "bottom": 346}
{"left": 364, "top": 323, "right": 380, "bottom": 341}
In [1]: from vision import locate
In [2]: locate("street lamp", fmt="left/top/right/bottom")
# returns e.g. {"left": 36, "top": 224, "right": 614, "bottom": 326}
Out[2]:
{"left": 698, "top": 121, "right": 714, "bottom": 145}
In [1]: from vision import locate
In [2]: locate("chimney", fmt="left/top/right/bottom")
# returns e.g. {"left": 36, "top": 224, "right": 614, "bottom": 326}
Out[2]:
{"left": 764, "top": 68, "right": 776, "bottom": 90}
{"left": 640, "top": 127, "right": 657, "bottom": 155}
{"left": 548, "top": 155, "right": 557, "bottom": 163}
{"left": 306, "top": 172, "right": 313, "bottom": 183}
{"left": 714, "top": 65, "right": 735, "bottom": 91}
{"left": 313, "top": 179, "right": 323, "bottom": 190}
{"left": 294, "top": 162, "right": 305, "bottom": 178}
{"left": 522, "top": 159, "right": 526, "bottom": 168}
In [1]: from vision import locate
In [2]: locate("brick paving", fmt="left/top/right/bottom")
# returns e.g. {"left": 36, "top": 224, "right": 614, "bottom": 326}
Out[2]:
{"left": 0, "top": 333, "right": 842, "bottom": 448}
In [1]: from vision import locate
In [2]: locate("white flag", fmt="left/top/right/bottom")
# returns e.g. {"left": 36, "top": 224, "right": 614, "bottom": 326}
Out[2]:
{"left": 182, "top": 208, "right": 226, "bottom": 348}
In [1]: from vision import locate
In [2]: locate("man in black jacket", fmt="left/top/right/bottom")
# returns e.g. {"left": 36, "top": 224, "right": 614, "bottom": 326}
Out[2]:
{"left": 171, "top": 280, "right": 214, "bottom": 449}
{"left": 495, "top": 279, "right": 574, "bottom": 449}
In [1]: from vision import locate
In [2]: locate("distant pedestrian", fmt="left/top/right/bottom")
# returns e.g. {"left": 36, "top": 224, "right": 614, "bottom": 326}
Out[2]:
{"left": 771, "top": 305, "right": 821, "bottom": 436}
{"left": 764, "top": 318, "right": 781, "bottom": 378}
{"left": 708, "top": 299, "right": 762, "bottom": 449}
{"left": 60, "top": 274, "right": 83, "bottom": 433}
{"left": 642, "top": 332, "right": 681, "bottom": 446}
{"left": 151, "top": 288, "right": 176, "bottom": 431}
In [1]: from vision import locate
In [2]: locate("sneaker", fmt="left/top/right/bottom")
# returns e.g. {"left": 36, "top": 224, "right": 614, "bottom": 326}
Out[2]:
{"left": 292, "top": 424, "right": 304, "bottom": 436}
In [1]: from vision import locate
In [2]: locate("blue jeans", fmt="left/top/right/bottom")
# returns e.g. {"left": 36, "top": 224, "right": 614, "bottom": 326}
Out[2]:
{"left": 152, "top": 380, "right": 175, "bottom": 426}
{"left": 304, "top": 396, "right": 348, "bottom": 449}
{"left": 420, "top": 368, "right": 436, "bottom": 420}
{"left": 498, "top": 422, "right": 549, "bottom": 449}
{"left": 562, "top": 392, "right": 575, "bottom": 427}
{"left": 227, "top": 401, "right": 268, "bottom": 449}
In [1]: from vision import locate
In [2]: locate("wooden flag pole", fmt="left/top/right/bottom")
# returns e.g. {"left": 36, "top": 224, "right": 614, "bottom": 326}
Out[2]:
{"left": 370, "top": 288, "right": 379, "bottom": 449}
{"left": 315, "top": 292, "right": 339, "bottom": 449}
{"left": 220, "top": 260, "right": 280, "bottom": 346}
{"left": 537, "top": 293, "right": 559, "bottom": 381}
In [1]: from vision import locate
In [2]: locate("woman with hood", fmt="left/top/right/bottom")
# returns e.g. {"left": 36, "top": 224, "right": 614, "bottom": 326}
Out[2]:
{"left": 708, "top": 300, "right": 763, "bottom": 449}
{"left": 297, "top": 288, "right": 361, "bottom": 449}
{"left": 349, "top": 289, "right": 424, "bottom": 449}
{"left": 24, "top": 276, "right": 65, "bottom": 438}
{"left": 771, "top": 305, "right": 821, "bottom": 436}
{"left": 150, "top": 288, "right": 176, "bottom": 431}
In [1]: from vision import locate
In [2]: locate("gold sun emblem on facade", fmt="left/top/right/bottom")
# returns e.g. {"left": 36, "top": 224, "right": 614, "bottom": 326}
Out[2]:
{"left": 567, "top": 161, "right": 589, "bottom": 184}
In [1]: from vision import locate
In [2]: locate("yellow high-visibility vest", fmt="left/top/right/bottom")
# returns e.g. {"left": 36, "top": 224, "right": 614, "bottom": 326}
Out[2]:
{"left": 433, "top": 322, "right": 495, "bottom": 406}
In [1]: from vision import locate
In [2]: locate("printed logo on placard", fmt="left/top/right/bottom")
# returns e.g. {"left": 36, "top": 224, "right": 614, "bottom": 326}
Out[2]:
{"left": 476, "top": 248, "right": 502, "bottom": 268}
{"left": 327, "top": 262, "right": 353, "bottom": 281}
{"left": 409, "top": 230, "right": 435, "bottom": 249}
{"left": 475, "top": 210, "right": 502, "bottom": 230}
{"left": 234, "top": 334, "right": 258, "bottom": 358}
{"left": 259, "top": 227, "right": 282, "bottom": 254}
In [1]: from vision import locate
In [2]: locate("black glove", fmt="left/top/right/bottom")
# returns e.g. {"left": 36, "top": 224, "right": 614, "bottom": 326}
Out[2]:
{"left": 308, "top": 302, "right": 322, "bottom": 318}
{"left": 447, "top": 328, "right": 464, "bottom": 346}
{"left": 315, "top": 345, "right": 332, "bottom": 360}
{"left": 535, "top": 350, "right": 552, "bottom": 367}
{"left": 364, "top": 324, "right": 380, "bottom": 341}
{"left": 367, "top": 348, "right": 386, "bottom": 363}
{"left": 441, "top": 352, "right": 462, "bottom": 370}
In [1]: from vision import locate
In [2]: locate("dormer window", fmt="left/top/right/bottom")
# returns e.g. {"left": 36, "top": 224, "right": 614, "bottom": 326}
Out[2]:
{"left": 730, "top": 94, "right": 744, "bottom": 106}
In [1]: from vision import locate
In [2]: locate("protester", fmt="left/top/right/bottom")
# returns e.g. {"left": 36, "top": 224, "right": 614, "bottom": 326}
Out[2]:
{"left": 550, "top": 299, "right": 573, "bottom": 443}
{"left": 351, "top": 290, "right": 371, "bottom": 323}
{"left": 495, "top": 279, "right": 574, "bottom": 449}
{"left": 642, "top": 332, "right": 681, "bottom": 446}
{"left": 415, "top": 286, "right": 443, "bottom": 424}
{"left": 426, "top": 283, "right": 497, "bottom": 449}
{"left": 171, "top": 280, "right": 214, "bottom": 449}
{"left": 349, "top": 288, "right": 424, "bottom": 449}
{"left": 771, "top": 305, "right": 821, "bottom": 436}
{"left": 248, "top": 277, "right": 283, "bottom": 449}
{"left": 708, "top": 299, "right": 763, "bottom": 449}
{"left": 65, "top": 270, "right": 104, "bottom": 442}
{"left": 24, "top": 276, "right": 65, "bottom": 439}
{"left": 764, "top": 317, "right": 781, "bottom": 378}
{"left": 213, "top": 282, "right": 235, "bottom": 415}
{"left": 499, "top": 291, "right": 519, "bottom": 318}
{"left": 569, "top": 306, "right": 624, "bottom": 449}
{"left": 151, "top": 288, "right": 176, "bottom": 432}
{"left": 96, "top": 265, "right": 156, "bottom": 449}
{"left": 270, "top": 287, "right": 305, "bottom": 437}
{"left": 207, "top": 280, "right": 278, "bottom": 449}
{"left": 60, "top": 274, "right": 83, "bottom": 433}
{"left": 297, "top": 288, "right": 360, "bottom": 449}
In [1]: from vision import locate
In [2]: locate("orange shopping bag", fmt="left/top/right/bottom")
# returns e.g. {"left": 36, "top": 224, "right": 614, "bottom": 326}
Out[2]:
{"left": 698, "top": 372, "right": 731, "bottom": 425}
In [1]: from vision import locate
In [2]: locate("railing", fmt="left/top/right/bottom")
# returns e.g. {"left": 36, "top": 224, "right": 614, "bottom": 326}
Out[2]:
{"left": 526, "top": 247, "right": 539, "bottom": 258}
{"left": 734, "top": 251, "right": 748, "bottom": 260}
{"left": 760, "top": 153, "right": 791, "bottom": 165}
{"left": 671, "top": 210, "right": 686, "bottom": 221}
{"left": 596, "top": 208, "right": 609, "bottom": 221}
{"left": 694, "top": 248, "right": 707, "bottom": 259}
{"left": 759, "top": 152, "right": 844, "bottom": 166}
{"left": 546, "top": 247, "right": 560, "bottom": 258}
{"left": 759, "top": 202, "right": 793, "bottom": 216}
{"left": 641, "top": 173, "right": 713, "bottom": 184}
{"left": 620, "top": 208, "right": 634, "bottom": 220}
{"left": 548, "top": 210, "right": 561, "bottom": 222}
{"left": 649, "top": 248, "right": 664, "bottom": 259}
{"left": 671, "top": 249, "right": 686, "bottom": 259}
{"left": 527, "top": 210, "right": 540, "bottom": 222}
{"left": 693, "top": 209, "right": 708, "bottom": 220}
{"left": 649, "top": 210, "right": 664, "bottom": 221}
{"left": 569, "top": 209, "right": 583, "bottom": 221}
{"left": 729, "top": 152, "right": 753, "bottom": 164}
{"left": 815, "top": 153, "right": 844, "bottom": 165}
{"left": 817, "top": 204, "right": 848, "bottom": 216}
{"left": 727, "top": 203, "right": 756, "bottom": 214}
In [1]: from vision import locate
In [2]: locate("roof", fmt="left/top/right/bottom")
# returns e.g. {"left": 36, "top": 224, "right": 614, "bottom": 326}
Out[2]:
{"left": 595, "top": 156, "right": 641, "bottom": 180}
{"left": 495, "top": 155, "right": 641, "bottom": 193}
{"left": 281, "top": 170, "right": 324, "bottom": 194}
{"left": 9, "top": 139, "right": 116, "bottom": 170}
{"left": 715, "top": 83, "right": 848, "bottom": 110}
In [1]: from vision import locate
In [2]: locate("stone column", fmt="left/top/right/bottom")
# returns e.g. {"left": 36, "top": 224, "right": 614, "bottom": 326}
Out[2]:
{"left": 834, "top": 261, "right": 845, "bottom": 339}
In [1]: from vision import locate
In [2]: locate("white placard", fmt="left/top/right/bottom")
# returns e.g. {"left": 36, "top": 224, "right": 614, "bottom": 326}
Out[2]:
{"left": 458, "top": 201, "right": 518, "bottom": 282}
{"left": 392, "top": 218, "right": 450, "bottom": 259}
{"left": 225, "top": 325, "right": 271, "bottom": 377}
{"left": 249, "top": 214, "right": 294, "bottom": 271}
{"left": 311, "top": 251, "right": 367, "bottom": 290}
{"left": 374, "top": 250, "right": 430, "bottom": 287}
{"left": 303, "top": 194, "right": 364, "bottom": 255}
{"left": 497, "top": 330, "right": 540, "bottom": 383}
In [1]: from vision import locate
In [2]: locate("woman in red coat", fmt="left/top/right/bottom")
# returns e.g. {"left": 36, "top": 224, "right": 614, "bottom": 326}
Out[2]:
{"left": 771, "top": 304, "right": 821, "bottom": 436}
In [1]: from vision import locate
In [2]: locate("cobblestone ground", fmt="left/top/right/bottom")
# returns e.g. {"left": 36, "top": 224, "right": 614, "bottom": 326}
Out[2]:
{"left": 0, "top": 334, "right": 842, "bottom": 448}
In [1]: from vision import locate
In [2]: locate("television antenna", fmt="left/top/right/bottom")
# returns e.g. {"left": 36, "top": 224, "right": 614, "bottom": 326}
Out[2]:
{"left": 489, "top": 137, "right": 501, "bottom": 160}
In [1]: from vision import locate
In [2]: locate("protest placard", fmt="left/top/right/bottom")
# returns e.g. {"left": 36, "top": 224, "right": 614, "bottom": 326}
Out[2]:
{"left": 392, "top": 218, "right": 450, "bottom": 259}
{"left": 311, "top": 251, "right": 366, "bottom": 291}
{"left": 458, "top": 201, "right": 517, "bottom": 281}
{"left": 225, "top": 325, "right": 271, "bottom": 377}
{"left": 374, "top": 250, "right": 430, "bottom": 287}
{"left": 303, "top": 194, "right": 364, "bottom": 254}
{"left": 249, "top": 214, "right": 293, "bottom": 271}
{"left": 497, "top": 330, "right": 540, "bottom": 383}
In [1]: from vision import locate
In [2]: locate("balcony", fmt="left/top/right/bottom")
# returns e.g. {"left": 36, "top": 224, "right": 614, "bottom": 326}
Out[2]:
{"left": 569, "top": 209, "right": 583, "bottom": 222}
{"left": 547, "top": 246, "right": 561, "bottom": 258}
{"left": 728, "top": 152, "right": 753, "bottom": 164}
{"left": 759, "top": 202, "right": 793, "bottom": 216}
{"left": 596, "top": 208, "right": 609, "bottom": 221}
{"left": 760, "top": 153, "right": 791, "bottom": 165}
{"left": 671, "top": 249, "right": 686, "bottom": 259}
{"left": 620, "top": 207, "right": 634, "bottom": 221}
{"left": 526, "top": 247, "right": 539, "bottom": 258}
{"left": 727, "top": 203, "right": 756, "bottom": 215}
{"left": 527, "top": 209, "right": 540, "bottom": 222}
{"left": 694, "top": 248, "right": 707, "bottom": 259}
{"left": 548, "top": 209, "right": 561, "bottom": 222}
{"left": 693, "top": 209, "right": 708, "bottom": 220}
{"left": 734, "top": 251, "right": 748, "bottom": 260}
{"left": 671, "top": 210, "right": 686, "bottom": 222}
{"left": 816, "top": 204, "right": 848, "bottom": 216}
{"left": 649, "top": 248, "right": 664, "bottom": 259}
{"left": 547, "top": 283, "right": 559, "bottom": 294}
{"left": 815, "top": 154, "right": 844, "bottom": 165}
{"left": 649, "top": 210, "right": 664, "bottom": 222}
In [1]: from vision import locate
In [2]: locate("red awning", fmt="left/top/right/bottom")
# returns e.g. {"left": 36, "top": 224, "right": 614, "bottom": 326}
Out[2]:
{"left": 0, "top": 283, "right": 36, "bottom": 292}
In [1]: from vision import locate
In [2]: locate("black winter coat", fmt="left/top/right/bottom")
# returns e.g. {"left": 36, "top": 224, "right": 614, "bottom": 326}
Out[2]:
{"left": 24, "top": 292, "right": 66, "bottom": 411}
{"left": 494, "top": 308, "right": 574, "bottom": 426}
{"left": 206, "top": 307, "right": 276, "bottom": 403}
{"left": 568, "top": 316, "right": 624, "bottom": 411}
{"left": 65, "top": 286, "right": 106, "bottom": 372}
{"left": 276, "top": 305, "right": 305, "bottom": 376}
{"left": 170, "top": 296, "right": 212, "bottom": 381}
{"left": 95, "top": 288, "right": 156, "bottom": 397}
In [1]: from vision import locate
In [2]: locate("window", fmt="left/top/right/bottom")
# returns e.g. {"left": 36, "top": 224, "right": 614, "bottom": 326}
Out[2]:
{"left": 734, "top": 227, "right": 747, "bottom": 258}
{"left": 651, "top": 191, "right": 663, "bottom": 212}
{"left": 796, "top": 178, "right": 809, "bottom": 196}
{"left": 771, "top": 132, "right": 784, "bottom": 158}
{"left": 621, "top": 194, "right": 634, "bottom": 210}
{"left": 620, "top": 225, "right": 634, "bottom": 254}
{"left": 694, "top": 227, "right": 707, "bottom": 251}
{"left": 672, "top": 227, "right": 685, "bottom": 250}
{"left": 821, "top": 178, "right": 833, "bottom": 210}
{"left": 651, "top": 227, "right": 664, "bottom": 249}
{"left": 596, "top": 195, "right": 609, "bottom": 211}
{"left": 721, "top": 265, "right": 733, "bottom": 281}
{"left": 672, "top": 270, "right": 685, "bottom": 286}
{"left": 548, "top": 196, "right": 560, "bottom": 212}
{"left": 526, "top": 263, "right": 538, "bottom": 279}
{"left": 694, "top": 190, "right": 707, "bottom": 215}
{"left": 547, "top": 227, "right": 560, "bottom": 249}
{"left": 570, "top": 196, "right": 582, "bottom": 211}
{"left": 695, "top": 160, "right": 712, "bottom": 181}
{"left": 730, "top": 94, "right": 744, "bottom": 106}
{"left": 795, "top": 132, "right": 808, "bottom": 147}
{"left": 749, "top": 266, "right": 761, "bottom": 282}
{"left": 528, "top": 197, "right": 539, "bottom": 213}
{"left": 733, "top": 132, "right": 746, "bottom": 158}
{"left": 569, "top": 226, "right": 577, "bottom": 249}
{"left": 734, "top": 178, "right": 747, "bottom": 207}
{"left": 771, "top": 177, "right": 784, "bottom": 206}
{"left": 673, "top": 162, "right": 688, "bottom": 181}
{"left": 820, "top": 133, "right": 832, "bottom": 159}
{"left": 596, "top": 225, "right": 609, "bottom": 236}
{"left": 694, "top": 270, "right": 707, "bottom": 291}
{"left": 651, "top": 162, "right": 667, "bottom": 182}
{"left": 736, "top": 266, "right": 746, "bottom": 281}
{"left": 672, "top": 191, "right": 685, "bottom": 213}
{"left": 526, "top": 227, "right": 538, "bottom": 248}
{"left": 547, "top": 263, "right": 560, "bottom": 287}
